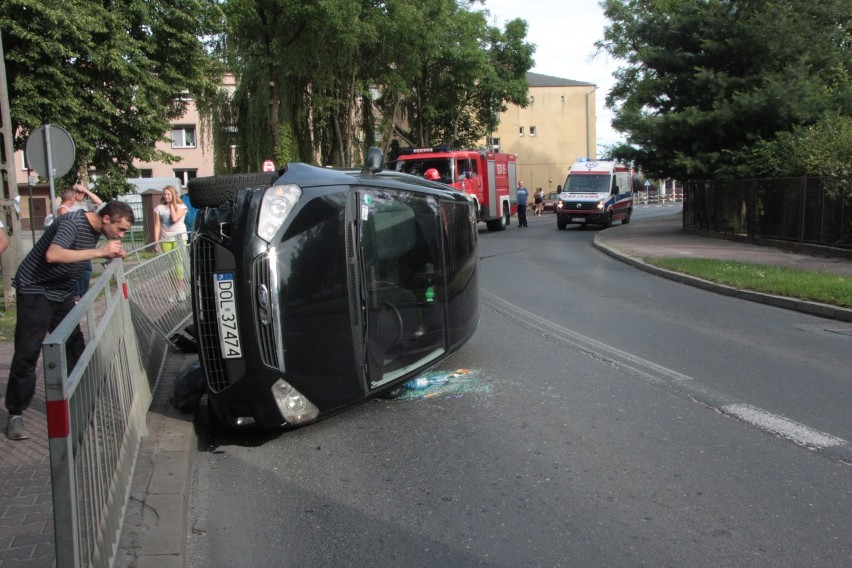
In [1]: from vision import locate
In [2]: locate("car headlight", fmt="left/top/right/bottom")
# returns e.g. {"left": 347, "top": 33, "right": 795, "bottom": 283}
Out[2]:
{"left": 257, "top": 184, "right": 302, "bottom": 242}
{"left": 596, "top": 199, "right": 605, "bottom": 211}
{"left": 272, "top": 379, "right": 319, "bottom": 424}
{"left": 556, "top": 201, "right": 563, "bottom": 210}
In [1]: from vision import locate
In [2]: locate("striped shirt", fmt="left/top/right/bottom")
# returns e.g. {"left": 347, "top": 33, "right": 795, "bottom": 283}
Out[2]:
{"left": 13, "top": 209, "right": 101, "bottom": 302}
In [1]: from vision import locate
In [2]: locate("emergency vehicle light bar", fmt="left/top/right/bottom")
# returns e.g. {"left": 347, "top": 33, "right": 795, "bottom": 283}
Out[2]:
{"left": 402, "top": 146, "right": 452, "bottom": 154}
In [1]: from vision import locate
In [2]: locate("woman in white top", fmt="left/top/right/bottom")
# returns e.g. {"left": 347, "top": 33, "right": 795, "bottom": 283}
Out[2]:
{"left": 153, "top": 185, "right": 188, "bottom": 252}
{"left": 153, "top": 185, "right": 189, "bottom": 301}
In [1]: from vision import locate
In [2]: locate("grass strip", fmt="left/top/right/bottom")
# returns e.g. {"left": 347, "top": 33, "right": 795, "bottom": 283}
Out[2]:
{"left": 646, "top": 257, "right": 851, "bottom": 308}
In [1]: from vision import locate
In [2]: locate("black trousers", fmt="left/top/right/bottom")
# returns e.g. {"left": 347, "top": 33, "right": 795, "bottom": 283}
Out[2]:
{"left": 5, "top": 294, "right": 85, "bottom": 414}
{"left": 517, "top": 204, "right": 528, "bottom": 227}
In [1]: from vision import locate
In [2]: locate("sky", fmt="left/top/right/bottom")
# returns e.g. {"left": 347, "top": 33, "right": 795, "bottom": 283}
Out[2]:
{"left": 476, "top": 0, "right": 624, "bottom": 152}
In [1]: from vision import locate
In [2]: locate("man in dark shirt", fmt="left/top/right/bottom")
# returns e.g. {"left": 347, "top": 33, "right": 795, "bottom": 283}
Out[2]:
{"left": 4, "top": 200, "right": 134, "bottom": 440}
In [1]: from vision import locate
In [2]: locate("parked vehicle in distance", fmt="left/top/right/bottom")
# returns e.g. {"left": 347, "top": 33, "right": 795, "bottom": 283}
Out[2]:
{"left": 556, "top": 158, "right": 633, "bottom": 229}
{"left": 395, "top": 146, "right": 517, "bottom": 231}
{"left": 186, "top": 148, "right": 480, "bottom": 431}
{"left": 542, "top": 192, "right": 561, "bottom": 212}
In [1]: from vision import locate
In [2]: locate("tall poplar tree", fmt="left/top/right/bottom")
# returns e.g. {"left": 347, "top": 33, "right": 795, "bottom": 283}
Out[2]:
{"left": 218, "top": 0, "right": 534, "bottom": 169}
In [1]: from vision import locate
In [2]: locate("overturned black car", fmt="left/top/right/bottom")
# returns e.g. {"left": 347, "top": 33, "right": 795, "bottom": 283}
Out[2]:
{"left": 186, "top": 149, "right": 480, "bottom": 430}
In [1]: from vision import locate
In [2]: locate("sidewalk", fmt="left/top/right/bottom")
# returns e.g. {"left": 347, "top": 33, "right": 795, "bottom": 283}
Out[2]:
{"left": 1, "top": 209, "right": 850, "bottom": 568}
{"left": 0, "top": 336, "right": 197, "bottom": 568}
{"left": 594, "top": 211, "right": 852, "bottom": 322}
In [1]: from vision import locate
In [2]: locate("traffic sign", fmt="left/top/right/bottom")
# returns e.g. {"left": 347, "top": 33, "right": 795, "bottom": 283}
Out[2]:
{"left": 262, "top": 160, "right": 275, "bottom": 172}
{"left": 25, "top": 124, "right": 76, "bottom": 178}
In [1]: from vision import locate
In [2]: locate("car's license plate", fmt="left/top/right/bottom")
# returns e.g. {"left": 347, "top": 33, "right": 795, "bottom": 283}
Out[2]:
{"left": 571, "top": 217, "right": 586, "bottom": 223}
{"left": 214, "top": 272, "right": 242, "bottom": 359}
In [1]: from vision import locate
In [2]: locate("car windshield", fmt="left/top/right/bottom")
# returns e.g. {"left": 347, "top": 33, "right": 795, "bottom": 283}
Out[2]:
{"left": 564, "top": 174, "right": 610, "bottom": 193}
{"left": 546, "top": 193, "right": 560, "bottom": 199}
{"left": 396, "top": 158, "right": 453, "bottom": 183}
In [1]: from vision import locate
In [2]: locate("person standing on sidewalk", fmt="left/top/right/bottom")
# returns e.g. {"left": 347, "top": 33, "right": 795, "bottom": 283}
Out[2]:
{"left": 153, "top": 185, "right": 189, "bottom": 302}
{"left": 69, "top": 183, "right": 103, "bottom": 302}
{"left": 4, "top": 201, "right": 134, "bottom": 440}
{"left": 55, "top": 186, "right": 76, "bottom": 217}
{"left": 516, "top": 181, "right": 529, "bottom": 227}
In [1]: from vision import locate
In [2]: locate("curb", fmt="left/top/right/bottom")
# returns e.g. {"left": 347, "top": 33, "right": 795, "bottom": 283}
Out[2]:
{"left": 116, "top": 351, "right": 197, "bottom": 568}
{"left": 593, "top": 234, "right": 852, "bottom": 323}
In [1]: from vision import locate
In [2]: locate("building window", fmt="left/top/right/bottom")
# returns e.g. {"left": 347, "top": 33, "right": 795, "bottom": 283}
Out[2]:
{"left": 530, "top": 126, "right": 537, "bottom": 137}
{"left": 171, "top": 125, "right": 197, "bottom": 149}
{"left": 174, "top": 169, "right": 198, "bottom": 187}
{"left": 138, "top": 169, "right": 153, "bottom": 178}
{"left": 519, "top": 126, "right": 525, "bottom": 136}
{"left": 492, "top": 138, "right": 501, "bottom": 152}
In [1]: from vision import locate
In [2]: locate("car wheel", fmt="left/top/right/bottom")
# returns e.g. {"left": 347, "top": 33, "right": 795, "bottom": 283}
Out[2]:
{"left": 187, "top": 172, "right": 280, "bottom": 208}
{"left": 557, "top": 218, "right": 567, "bottom": 230}
{"left": 602, "top": 212, "right": 612, "bottom": 229}
{"left": 622, "top": 210, "right": 631, "bottom": 224}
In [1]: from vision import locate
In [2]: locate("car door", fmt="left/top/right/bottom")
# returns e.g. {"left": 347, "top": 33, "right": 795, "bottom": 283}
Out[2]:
{"left": 358, "top": 188, "right": 448, "bottom": 388}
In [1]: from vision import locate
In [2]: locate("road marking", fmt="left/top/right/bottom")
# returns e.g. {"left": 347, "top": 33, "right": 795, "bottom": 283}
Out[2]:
{"left": 722, "top": 404, "right": 846, "bottom": 449}
{"left": 482, "top": 290, "right": 850, "bottom": 457}
{"left": 482, "top": 290, "right": 695, "bottom": 384}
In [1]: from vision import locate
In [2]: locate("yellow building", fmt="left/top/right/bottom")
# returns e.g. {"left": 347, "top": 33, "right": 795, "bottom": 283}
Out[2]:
{"left": 491, "top": 72, "right": 597, "bottom": 195}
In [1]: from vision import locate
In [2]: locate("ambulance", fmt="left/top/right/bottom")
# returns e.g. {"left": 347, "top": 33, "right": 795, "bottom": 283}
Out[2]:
{"left": 555, "top": 158, "right": 633, "bottom": 229}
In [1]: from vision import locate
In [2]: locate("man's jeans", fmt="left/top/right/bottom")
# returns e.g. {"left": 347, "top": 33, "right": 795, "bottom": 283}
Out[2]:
{"left": 5, "top": 294, "right": 85, "bottom": 414}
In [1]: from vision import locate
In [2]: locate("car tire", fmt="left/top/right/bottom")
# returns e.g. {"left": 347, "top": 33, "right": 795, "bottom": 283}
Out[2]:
{"left": 557, "top": 218, "right": 567, "bottom": 230}
{"left": 622, "top": 210, "right": 631, "bottom": 224}
{"left": 187, "top": 172, "right": 280, "bottom": 208}
{"left": 602, "top": 212, "right": 612, "bottom": 229}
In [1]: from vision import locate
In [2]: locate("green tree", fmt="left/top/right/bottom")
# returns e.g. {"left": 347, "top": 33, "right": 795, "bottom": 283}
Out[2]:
{"left": 215, "top": 0, "right": 534, "bottom": 170}
{"left": 598, "top": 0, "right": 852, "bottom": 180}
{"left": 388, "top": 2, "right": 534, "bottom": 148}
{"left": 742, "top": 112, "right": 852, "bottom": 178}
{"left": 1, "top": 0, "right": 222, "bottom": 195}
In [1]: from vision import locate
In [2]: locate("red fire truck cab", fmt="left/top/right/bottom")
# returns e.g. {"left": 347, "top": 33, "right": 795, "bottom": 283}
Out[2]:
{"left": 396, "top": 147, "right": 517, "bottom": 231}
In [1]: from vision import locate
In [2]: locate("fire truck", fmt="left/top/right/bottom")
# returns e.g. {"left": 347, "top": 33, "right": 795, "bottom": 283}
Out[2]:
{"left": 555, "top": 158, "right": 633, "bottom": 229}
{"left": 395, "top": 147, "right": 517, "bottom": 231}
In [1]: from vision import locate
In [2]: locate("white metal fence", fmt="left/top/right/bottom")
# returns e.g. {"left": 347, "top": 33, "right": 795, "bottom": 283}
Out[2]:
{"left": 43, "top": 240, "right": 191, "bottom": 568}
{"left": 124, "top": 239, "right": 193, "bottom": 386}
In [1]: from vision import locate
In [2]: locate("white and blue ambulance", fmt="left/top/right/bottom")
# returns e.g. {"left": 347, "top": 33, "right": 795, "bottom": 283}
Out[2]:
{"left": 556, "top": 158, "right": 633, "bottom": 229}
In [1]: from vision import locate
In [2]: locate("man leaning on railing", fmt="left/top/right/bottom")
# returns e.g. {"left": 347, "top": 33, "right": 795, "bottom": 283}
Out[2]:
{"left": 3, "top": 200, "right": 135, "bottom": 440}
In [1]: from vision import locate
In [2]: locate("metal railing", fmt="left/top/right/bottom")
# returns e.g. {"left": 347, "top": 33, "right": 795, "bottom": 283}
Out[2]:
{"left": 684, "top": 176, "right": 852, "bottom": 249}
{"left": 43, "top": 261, "right": 151, "bottom": 568}
{"left": 635, "top": 189, "right": 684, "bottom": 205}
{"left": 43, "top": 239, "right": 192, "bottom": 568}
{"left": 124, "top": 238, "right": 193, "bottom": 387}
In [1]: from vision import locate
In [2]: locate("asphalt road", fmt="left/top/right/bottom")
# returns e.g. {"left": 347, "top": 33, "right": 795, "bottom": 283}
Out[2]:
{"left": 187, "top": 206, "right": 851, "bottom": 567}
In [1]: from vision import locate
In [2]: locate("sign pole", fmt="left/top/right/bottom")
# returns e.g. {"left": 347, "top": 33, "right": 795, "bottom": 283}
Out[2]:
{"left": 43, "top": 124, "right": 58, "bottom": 215}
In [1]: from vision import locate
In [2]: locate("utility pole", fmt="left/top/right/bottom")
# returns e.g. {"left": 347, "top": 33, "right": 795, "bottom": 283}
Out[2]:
{"left": 0, "top": 29, "right": 21, "bottom": 310}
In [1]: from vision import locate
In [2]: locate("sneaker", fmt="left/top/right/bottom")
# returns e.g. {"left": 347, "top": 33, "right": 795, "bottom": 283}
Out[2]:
{"left": 6, "top": 415, "right": 29, "bottom": 440}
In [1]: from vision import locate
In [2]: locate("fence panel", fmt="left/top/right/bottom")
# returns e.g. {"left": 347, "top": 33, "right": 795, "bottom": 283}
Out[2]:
{"left": 124, "top": 239, "right": 193, "bottom": 387}
{"left": 43, "top": 261, "right": 151, "bottom": 568}
{"left": 44, "top": 239, "right": 193, "bottom": 567}
{"left": 686, "top": 176, "right": 852, "bottom": 249}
